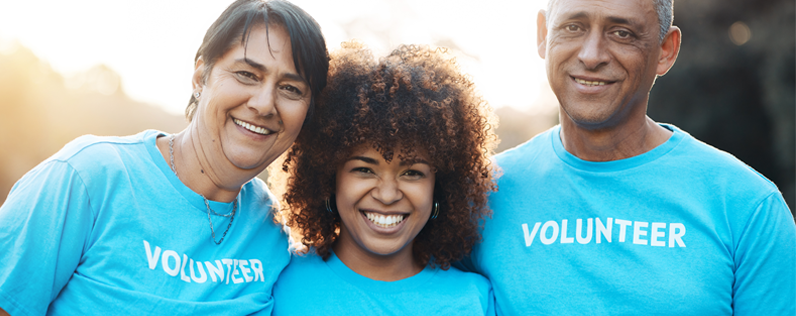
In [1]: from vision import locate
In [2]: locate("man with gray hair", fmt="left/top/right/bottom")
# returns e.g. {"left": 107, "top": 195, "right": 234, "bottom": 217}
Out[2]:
{"left": 459, "top": 0, "right": 796, "bottom": 314}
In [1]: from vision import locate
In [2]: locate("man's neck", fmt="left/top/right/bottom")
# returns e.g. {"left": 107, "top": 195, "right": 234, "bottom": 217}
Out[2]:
{"left": 559, "top": 115, "right": 672, "bottom": 162}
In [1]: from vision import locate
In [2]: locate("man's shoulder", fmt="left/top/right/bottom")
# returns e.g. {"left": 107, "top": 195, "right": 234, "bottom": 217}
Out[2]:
{"left": 667, "top": 125, "right": 780, "bottom": 195}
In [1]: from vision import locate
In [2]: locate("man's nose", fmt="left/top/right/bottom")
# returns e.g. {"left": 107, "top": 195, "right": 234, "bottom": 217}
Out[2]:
{"left": 578, "top": 31, "right": 611, "bottom": 70}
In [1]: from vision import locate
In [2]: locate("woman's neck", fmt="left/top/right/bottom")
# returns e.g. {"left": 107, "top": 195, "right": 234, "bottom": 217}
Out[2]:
{"left": 332, "top": 234, "right": 424, "bottom": 282}
{"left": 156, "top": 129, "right": 249, "bottom": 202}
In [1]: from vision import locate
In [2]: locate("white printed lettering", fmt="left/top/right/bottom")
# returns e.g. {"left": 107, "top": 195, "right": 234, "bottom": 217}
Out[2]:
{"left": 239, "top": 260, "right": 253, "bottom": 282}
{"left": 650, "top": 222, "right": 666, "bottom": 247}
{"left": 161, "top": 250, "right": 180, "bottom": 277}
{"left": 540, "top": 221, "right": 559, "bottom": 245}
{"left": 143, "top": 240, "right": 262, "bottom": 284}
{"left": 250, "top": 259, "right": 264, "bottom": 282}
{"left": 615, "top": 219, "right": 632, "bottom": 242}
{"left": 522, "top": 223, "right": 541, "bottom": 247}
{"left": 669, "top": 223, "right": 686, "bottom": 247}
{"left": 144, "top": 240, "right": 161, "bottom": 270}
{"left": 560, "top": 220, "right": 574, "bottom": 244}
{"left": 205, "top": 260, "right": 224, "bottom": 282}
{"left": 576, "top": 218, "right": 593, "bottom": 244}
{"left": 517, "top": 218, "right": 686, "bottom": 249}
{"left": 190, "top": 259, "right": 207, "bottom": 283}
{"left": 633, "top": 221, "right": 649, "bottom": 245}
{"left": 180, "top": 254, "right": 191, "bottom": 282}
{"left": 596, "top": 218, "right": 612, "bottom": 243}
{"left": 231, "top": 259, "right": 244, "bottom": 284}
{"left": 222, "top": 259, "right": 234, "bottom": 284}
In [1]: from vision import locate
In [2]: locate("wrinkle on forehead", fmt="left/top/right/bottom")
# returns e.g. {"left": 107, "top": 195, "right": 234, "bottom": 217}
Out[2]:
{"left": 551, "top": 0, "right": 656, "bottom": 25}
{"left": 550, "top": 0, "right": 657, "bottom": 40}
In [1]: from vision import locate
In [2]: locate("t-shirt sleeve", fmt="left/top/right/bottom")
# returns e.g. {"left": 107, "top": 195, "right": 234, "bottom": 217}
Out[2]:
{"left": 485, "top": 284, "right": 496, "bottom": 316}
{"left": 732, "top": 192, "right": 796, "bottom": 315}
{"left": 0, "top": 160, "right": 95, "bottom": 316}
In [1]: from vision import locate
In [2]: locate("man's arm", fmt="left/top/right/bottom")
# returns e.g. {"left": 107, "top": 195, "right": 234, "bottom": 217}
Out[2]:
{"left": 732, "top": 192, "right": 796, "bottom": 315}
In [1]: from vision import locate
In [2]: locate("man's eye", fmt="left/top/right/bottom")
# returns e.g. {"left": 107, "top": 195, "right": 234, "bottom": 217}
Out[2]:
{"left": 613, "top": 30, "right": 631, "bottom": 38}
{"left": 565, "top": 25, "right": 581, "bottom": 32}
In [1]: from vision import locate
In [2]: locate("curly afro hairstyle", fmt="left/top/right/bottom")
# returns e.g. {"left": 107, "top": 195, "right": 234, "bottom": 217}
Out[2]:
{"left": 271, "top": 41, "right": 497, "bottom": 269}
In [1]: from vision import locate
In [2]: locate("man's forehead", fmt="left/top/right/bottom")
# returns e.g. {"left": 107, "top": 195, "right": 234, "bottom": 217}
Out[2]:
{"left": 549, "top": 0, "right": 656, "bottom": 23}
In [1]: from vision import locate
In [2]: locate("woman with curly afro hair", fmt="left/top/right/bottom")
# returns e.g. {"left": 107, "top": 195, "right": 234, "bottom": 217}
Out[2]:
{"left": 271, "top": 42, "right": 498, "bottom": 315}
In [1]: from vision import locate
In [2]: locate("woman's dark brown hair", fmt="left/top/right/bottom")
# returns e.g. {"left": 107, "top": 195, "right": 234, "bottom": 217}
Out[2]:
{"left": 271, "top": 41, "right": 497, "bottom": 269}
{"left": 186, "top": 0, "right": 329, "bottom": 121}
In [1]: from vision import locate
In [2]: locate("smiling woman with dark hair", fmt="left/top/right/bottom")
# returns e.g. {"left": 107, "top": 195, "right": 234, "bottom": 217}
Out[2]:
{"left": 270, "top": 42, "right": 498, "bottom": 315}
{"left": 0, "top": 1, "right": 328, "bottom": 315}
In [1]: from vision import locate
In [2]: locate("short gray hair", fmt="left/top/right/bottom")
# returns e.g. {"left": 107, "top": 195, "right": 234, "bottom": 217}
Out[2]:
{"left": 546, "top": 0, "right": 673, "bottom": 42}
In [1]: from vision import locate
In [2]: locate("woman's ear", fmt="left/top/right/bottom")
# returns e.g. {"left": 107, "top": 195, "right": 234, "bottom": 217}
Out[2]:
{"left": 192, "top": 57, "right": 206, "bottom": 91}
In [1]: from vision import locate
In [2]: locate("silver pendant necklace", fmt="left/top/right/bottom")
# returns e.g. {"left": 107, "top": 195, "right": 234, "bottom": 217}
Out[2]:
{"left": 169, "top": 135, "right": 236, "bottom": 245}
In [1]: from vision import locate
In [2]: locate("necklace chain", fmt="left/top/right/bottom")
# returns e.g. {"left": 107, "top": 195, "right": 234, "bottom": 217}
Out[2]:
{"left": 169, "top": 135, "right": 236, "bottom": 245}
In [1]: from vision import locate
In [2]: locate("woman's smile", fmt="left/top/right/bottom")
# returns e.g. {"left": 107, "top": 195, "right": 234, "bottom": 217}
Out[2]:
{"left": 333, "top": 145, "right": 435, "bottom": 261}
{"left": 361, "top": 209, "right": 409, "bottom": 230}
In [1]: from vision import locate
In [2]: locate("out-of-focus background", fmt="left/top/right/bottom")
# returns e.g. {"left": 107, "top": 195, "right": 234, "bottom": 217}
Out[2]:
{"left": 0, "top": 0, "right": 793, "bottom": 214}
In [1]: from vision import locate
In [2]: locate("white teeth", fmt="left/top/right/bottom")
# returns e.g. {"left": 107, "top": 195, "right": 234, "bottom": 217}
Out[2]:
{"left": 234, "top": 119, "right": 272, "bottom": 135}
{"left": 364, "top": 212, "right": 406, "bottom": 228}
{"left": 575, "top": 78, "right": 607, "bottom": 86}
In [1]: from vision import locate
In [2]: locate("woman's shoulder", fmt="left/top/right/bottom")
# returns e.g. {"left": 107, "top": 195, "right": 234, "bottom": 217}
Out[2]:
{"left": 56, "top": 130, "right": 156, "bottom": 157}
{"left": 435, "top": 265, "right": 491, "bottom": 284}
{"left": 431, "top": 265, "right": 492, "bottom": 293}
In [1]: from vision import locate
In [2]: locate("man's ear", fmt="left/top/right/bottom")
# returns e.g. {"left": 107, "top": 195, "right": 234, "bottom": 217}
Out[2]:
{"left": 537, "top": 9, "right": 548, "bottom": 59}
{"left": 656, "top": 26, "right": 681, "bottom": 76}
{"left": 192, "top": 57, "right": 206, "bottom": 91}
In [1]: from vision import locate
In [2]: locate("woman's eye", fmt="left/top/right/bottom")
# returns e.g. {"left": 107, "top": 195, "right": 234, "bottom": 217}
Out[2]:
{"left": 352, "top": 167, "right": 373, "bottom": 174}
{"left": 281, "top": 85, "right": 303, "bottom": 95}
{"left": 402, "top": 170, "right": 425, "bottom": 179}
{"left": 236, "top": 71, "right": 258, "bottom": 81}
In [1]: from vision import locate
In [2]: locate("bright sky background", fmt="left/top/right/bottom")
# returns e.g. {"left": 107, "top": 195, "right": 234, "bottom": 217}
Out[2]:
{"left": 0, "top": 0, "right": 555, "bottom": 115}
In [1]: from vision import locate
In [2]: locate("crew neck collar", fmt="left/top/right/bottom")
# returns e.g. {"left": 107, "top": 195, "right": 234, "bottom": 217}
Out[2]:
{"left": 324, "top": 251, "right": 437, "bottom": 293}
{"left": 552, "top": 124, "right": 686, "bottom": 172}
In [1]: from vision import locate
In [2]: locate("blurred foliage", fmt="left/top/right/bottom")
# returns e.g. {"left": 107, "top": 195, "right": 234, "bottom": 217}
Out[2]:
{"left": 649, "top": 0, "right": 795, "bottom": 211}
{"left": 0, "top": 44, "right": 187, "bottom": 202}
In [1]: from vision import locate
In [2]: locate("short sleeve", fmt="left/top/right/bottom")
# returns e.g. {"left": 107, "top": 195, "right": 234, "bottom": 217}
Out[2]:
{"left": 485, "top": 283, "right": 496, "bottom": 316}
{"left": 0, "top": 160, "right": 95, "bottom": 316}
{"left": 732, "top": 192, "right": 796, "bottom": 315}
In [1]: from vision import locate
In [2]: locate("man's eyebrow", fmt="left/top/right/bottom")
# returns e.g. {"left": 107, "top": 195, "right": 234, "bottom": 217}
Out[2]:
{"left": 560, "top": 12, "right": 641, "bottom": 28}
{"left": 606, "top": 16, "right": 640, "bottom": 28}
{"left": 348, "top": 156, "right": 378, "bottom": 165}
{"left": 234, "top": 57, "right": 306, "bottom": 83}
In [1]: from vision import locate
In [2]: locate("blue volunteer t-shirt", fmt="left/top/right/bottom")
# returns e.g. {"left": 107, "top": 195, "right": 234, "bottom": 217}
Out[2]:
{"left": 273, "top": 251, "right": 495, "bottom": 315}
{"left": 0, "top": 130, "right": 290, "bottom": 316}
{"left": 464, "top": 124, "right": 796, "bottom": 315}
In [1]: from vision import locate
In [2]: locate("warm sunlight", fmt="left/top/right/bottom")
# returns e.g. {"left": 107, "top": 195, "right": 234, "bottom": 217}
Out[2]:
{"left": 0, "top": 0, "right": 553, "bottom": 115}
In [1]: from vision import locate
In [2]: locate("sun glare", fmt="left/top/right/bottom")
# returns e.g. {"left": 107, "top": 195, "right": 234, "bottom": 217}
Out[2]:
{"left": 0, "top": 0, "right": 552, "bottom": 115}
